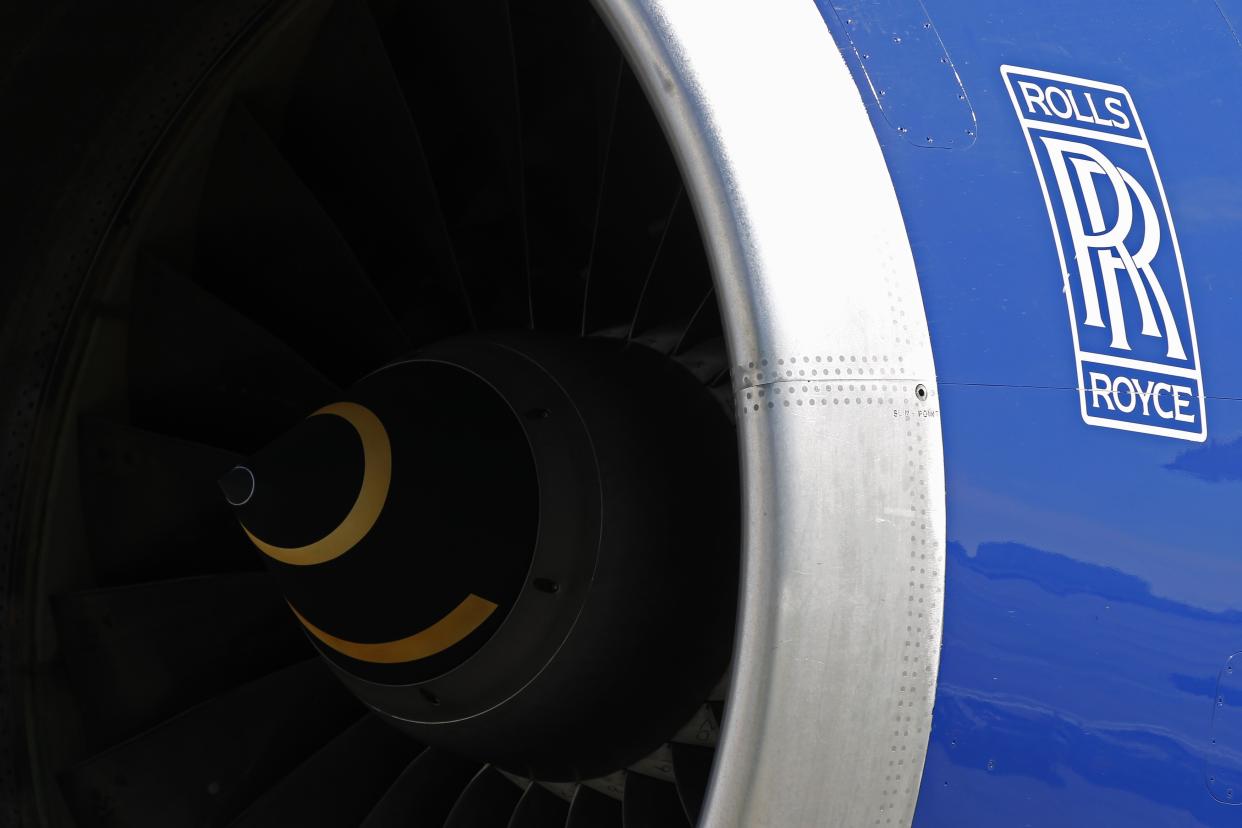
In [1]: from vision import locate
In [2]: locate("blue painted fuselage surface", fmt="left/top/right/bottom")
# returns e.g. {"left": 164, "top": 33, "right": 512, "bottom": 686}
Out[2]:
{"left": 815, "top": 1, "right": 1242, "bottom": 824}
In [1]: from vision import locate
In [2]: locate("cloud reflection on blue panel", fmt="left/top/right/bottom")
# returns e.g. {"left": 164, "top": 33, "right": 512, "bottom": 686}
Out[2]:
{"left": 916, "top": 542, "right": 1241, "bottom": 826}
{"left": 1165, "top": 436, "right": 1242, "bottom": 483}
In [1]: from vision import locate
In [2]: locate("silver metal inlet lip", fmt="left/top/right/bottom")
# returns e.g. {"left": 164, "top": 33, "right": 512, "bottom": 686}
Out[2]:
{"left": 591, "top": 1, "right": 948, "bottom": 824}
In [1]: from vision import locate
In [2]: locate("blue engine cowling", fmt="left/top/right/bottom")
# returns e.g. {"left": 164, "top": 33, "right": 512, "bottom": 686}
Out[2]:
{"left": 811, "top": 1, "right": 1242, "bottom": 824}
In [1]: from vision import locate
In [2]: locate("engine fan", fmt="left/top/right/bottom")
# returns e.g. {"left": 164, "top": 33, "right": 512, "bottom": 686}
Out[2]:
{"left": 1, "top": 0, "right": 946, "bottom": 825}
{"left": 24, "top": 0, "right": 737, "bottom": 824}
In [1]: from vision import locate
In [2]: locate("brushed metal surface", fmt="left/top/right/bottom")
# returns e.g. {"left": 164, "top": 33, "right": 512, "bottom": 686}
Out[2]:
{"left": 589, "top": 0, "right": 947, "bottom": 824}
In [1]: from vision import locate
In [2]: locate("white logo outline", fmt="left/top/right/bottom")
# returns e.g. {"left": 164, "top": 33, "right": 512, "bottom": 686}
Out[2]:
{"left": 1001, "top": 65, "right": 1206, "bottom": 442}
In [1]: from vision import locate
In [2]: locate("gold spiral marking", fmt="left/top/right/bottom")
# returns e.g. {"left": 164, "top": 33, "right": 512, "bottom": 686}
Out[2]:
{"left": 241, "top": 401, "right": 391, "bottom": 566}
{"left": 289, "top": 595, "right": 498, "bottom": 664}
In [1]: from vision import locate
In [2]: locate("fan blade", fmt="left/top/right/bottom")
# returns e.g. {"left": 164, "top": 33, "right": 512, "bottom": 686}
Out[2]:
{"left": 670, "top": 705, "right": 720, "bottom": 750}
{"left": 625, "top": 194, "right": 715, "bottom": 345}
{"left": 360, "top": 748, "right": 481, "bottom": 828}
{"left": 272, "top": 0, "right": 472, "bottom": 338}
{"left": 508, "top": 782, "right": 570, "bottom": 827}
{"left": 229, "top": 713, "right": 420, "bottom": 827}
{"left": 629, "top": 744, "right": 676, "bottom": 785}
{"left": 77, "top": 417, "right": 252, "bottom": 583}
{"left": 59, "top": 658, "right": 360, "bottom": 828}
{"left": 669, "top": 744, "right": 713, "bottom": 825}
{"left": 580, "top": 68, "right": 682, "bottom": 336}
{"left": 374, "top": 0, "right": 527, "bottom": 330}
{"left": 671, "top": 336, "right": 728, "bottom": 386}
{"left": 670, "top": 291, "right": 723, "bottom": 357}
{"left": 509, "top": 0, "right": 620, "bottom": 332}
{"left": 195, "top": 103, "right": 408, "bottom": 384}
{"left": 442, "top": 766, "right": 523, "bottom": 828}
{"left": 621, "top": 773, "right": 689, "bottom": 828}
{"left": 128, "top": 257, "right": 339, "bottom": 452}
{"left": 565, "top": 785, "right": 621, "bottom": 828}
{"left": 53, "top": 572, "right": 306, "bottom": 750}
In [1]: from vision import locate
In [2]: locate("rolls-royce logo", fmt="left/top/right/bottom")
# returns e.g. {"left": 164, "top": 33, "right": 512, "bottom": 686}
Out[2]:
{"left": 1002, "top": 66, "right": 1206, "bottom": 441}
